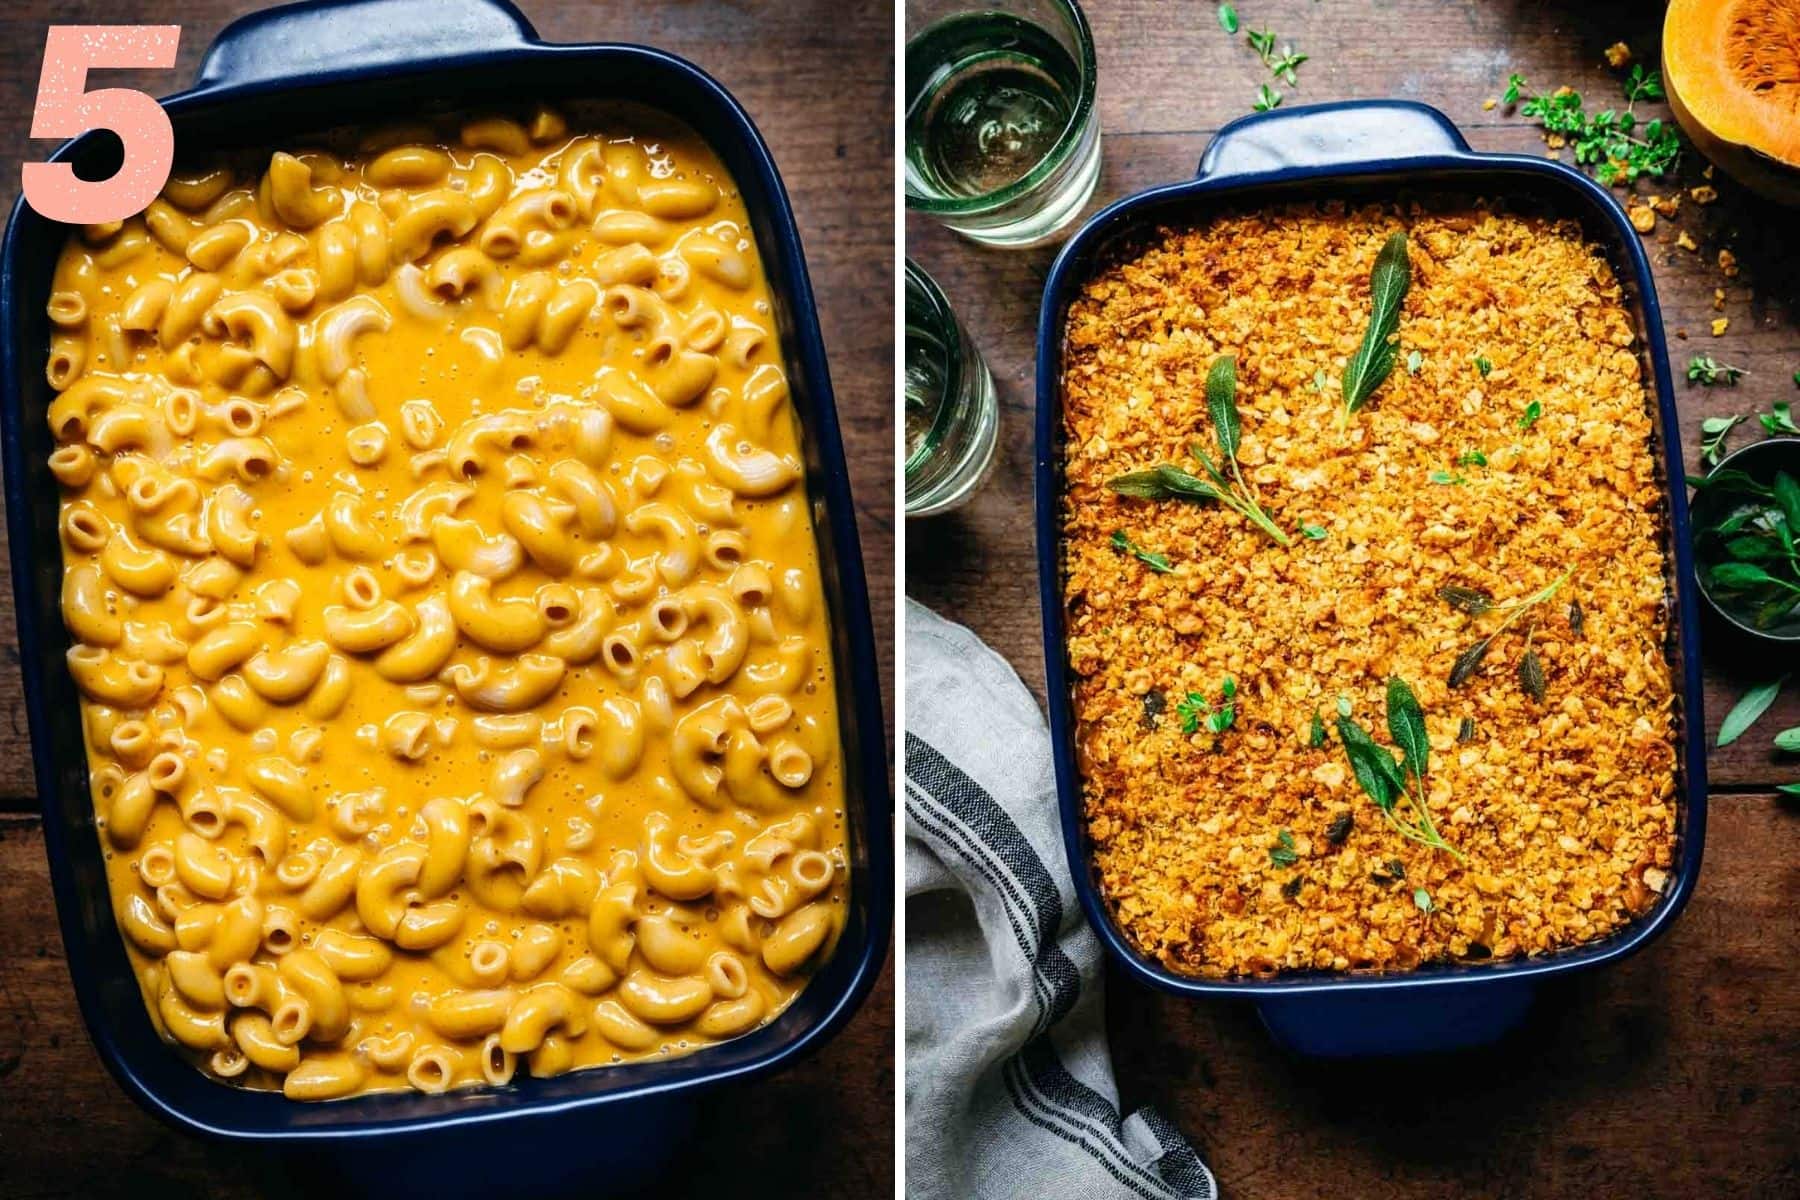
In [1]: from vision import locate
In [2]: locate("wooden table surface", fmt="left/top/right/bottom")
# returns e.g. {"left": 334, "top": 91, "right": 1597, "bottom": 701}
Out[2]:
{"left": 908, "top": 2, "right": 1798, "bottom": 1197}
{"left": 0, "top": 3, "right": 893, "bottom": 1197}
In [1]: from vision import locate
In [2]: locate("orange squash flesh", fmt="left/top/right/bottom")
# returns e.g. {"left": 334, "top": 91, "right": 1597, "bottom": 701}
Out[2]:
{"left": 1663, "top": 0, "right": 1800, "bottom": 203}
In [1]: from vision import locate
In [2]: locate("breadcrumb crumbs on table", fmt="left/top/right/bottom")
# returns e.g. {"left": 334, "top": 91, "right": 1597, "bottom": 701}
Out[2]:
{"left": 1712, "top": 317, "right": 1729, "bottom": 336}
{"left": 1719, "top": 249, "right": 1739, "bottom": 278}
{"left": 1690, "top": 185, "right": 1718, "bottom": 205}
{"left": 1628, "top": 205, "right": 1656, "bottom": 234}
{"left": 1677, "top": 230, "right": 1699, "bottom": 252}
{"left": 1058, "top": 201, "right": 1679, "bottom": 979}
{"left": 1604, "top": 41, "right": 1632, "bottom": 69}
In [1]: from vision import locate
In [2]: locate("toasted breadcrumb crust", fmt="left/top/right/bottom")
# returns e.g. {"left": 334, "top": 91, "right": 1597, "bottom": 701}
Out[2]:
{"left": 1059, "top": 201, "right": 1679, "bottom": 979}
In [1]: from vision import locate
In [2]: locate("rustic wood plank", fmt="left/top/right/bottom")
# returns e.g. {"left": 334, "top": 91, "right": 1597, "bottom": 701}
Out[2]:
{"left": 908, "top": 0, "right": 1800, "bottom": 788}
{"left": 1106, "top": 793, "right": 1800, "bottom": 1200}
{"left": 0, "top": 0, "right": 895, "bottom": 809}
{"left": 0, "top": 815, "right": 894, "bottom": 1199}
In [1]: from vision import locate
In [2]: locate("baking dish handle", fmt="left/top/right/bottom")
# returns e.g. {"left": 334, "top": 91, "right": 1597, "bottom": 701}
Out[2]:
{"left": 1254, "top": 979, "right": 1535, "bottom": 1057}
{"left": 1197, "top": 100, "right": 1472, "bottom": 180}
{"left": 196, "top": 0, "right": 536, "bottom": 90}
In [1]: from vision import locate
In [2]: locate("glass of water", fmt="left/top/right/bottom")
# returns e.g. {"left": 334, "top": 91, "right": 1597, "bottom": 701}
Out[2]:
{"left": 905, "top": 260, "right": 999, "bottom": 517}
{"left": 904, "top": 0, "right": 1101, "bottom": 248}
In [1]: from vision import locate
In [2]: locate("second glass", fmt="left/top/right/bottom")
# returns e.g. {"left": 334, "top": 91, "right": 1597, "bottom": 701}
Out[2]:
{"left": 904, "top": 0, "right": 1101, "bottom": 247}
{"left": 904, "top": 260, "right": 999, "bottom": 516}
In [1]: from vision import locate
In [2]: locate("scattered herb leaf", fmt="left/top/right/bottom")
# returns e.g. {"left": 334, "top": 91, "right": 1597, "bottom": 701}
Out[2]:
{"left": 1309, "top": 707, "right": 1326, "bottom": 747}
{"left": 1326, "top": 812, "right": 1353, "bottom": 843}
{"left": 1406, "top": 350, "right": 1424, "bottom": 375}
{"left": 1774, "top": 726, "right": 1800, "bottom": 753}
{"left": 1336, "top": 694, "right": 1353, "bottom": 718}
{"left": 1176, "top": 677, "right": 1238, "bottom": 736}
{"left": 1717, "top": 676, "right": 1786, "bottom": 748}
{"left": 1111, "top": 529, "right": 1172, "bottom": 573}
{"left": 1281, "top": 874, "right": 1304, "bottom": 899}
{"left": 1254, "top": 83, "right": 1282, "bottom": 112}
{"left": 1301, "top": 523, "right": 1328, "bottom": 540}
{"left": 1518, "top": 400, "right": 1543, "bottom": 430}
{"left": 1457, "top": 716, "right": 1477, "bottom": 743}
{"left": 1568, "top": 598, "right": 1585, "bottom": 636}
{"left": 1217, "top": 2, "right": 1238, "bottom": 34}
{"left": 1414, "top": 887, "right": 1434, "bottom": 913}
{"left": 1624, "top": 63, "right": 1665, "bottom": 104}
{"left": 1688, "top": 355, "right": 1747, "bottom": 386}
{"left": 1760, "top": 402, "right": 1800, "bottom": 436}
{"left": 1700, "top": 414, "right": 1743, "bottom": 467}
{"left": 1503, "top": 72, "right": 1681, "bottom": 184}
{"left": 1340, "top": 233, "right": 1411, "bottom": 424}
{"left": 1457, "top": 447, "right": 1489, "bottom": 468}
{"left": 1429, "top": 470, "right": 1467, "bottom": 486}
{"left": 1474, "top": 354, "right": 1493, "bottom": 377}
{"left": 1141, "top": 689, "right": 1166, "bottom": 728}
{"left": 1270, "top": 828, "right": 1298, "bottom": 868}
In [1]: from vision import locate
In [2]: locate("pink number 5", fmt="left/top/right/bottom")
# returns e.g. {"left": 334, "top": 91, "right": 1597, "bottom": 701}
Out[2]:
{"left": 21, "top": 25, "right": 181, "bottom": 225}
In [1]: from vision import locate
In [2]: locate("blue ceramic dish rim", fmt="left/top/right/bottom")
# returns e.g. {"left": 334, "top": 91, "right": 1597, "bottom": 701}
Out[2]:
{"left": 0, "top": 0, "right": 891, "bottom": 1143}
{"left": 1033, "top": 99, "right": 1708, "bottom": 1001}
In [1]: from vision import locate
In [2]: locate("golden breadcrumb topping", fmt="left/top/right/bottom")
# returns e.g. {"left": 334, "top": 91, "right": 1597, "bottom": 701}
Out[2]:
{"left": 1059, "top": 200, "right": 1679, "bottom": 978}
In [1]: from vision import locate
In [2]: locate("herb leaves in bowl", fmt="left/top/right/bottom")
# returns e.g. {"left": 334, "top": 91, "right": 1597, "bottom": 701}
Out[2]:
{"left": 1691, "top": 441, "right": 1800, "bottom": 639}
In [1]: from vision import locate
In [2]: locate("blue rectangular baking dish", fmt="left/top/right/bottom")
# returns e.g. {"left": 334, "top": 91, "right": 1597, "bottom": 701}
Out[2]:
{"left": 0, "top": 0, "right": 891, "bottom": 1184}
{"left": 1034, "top": 100, "right": 1706, "bottom": 1056}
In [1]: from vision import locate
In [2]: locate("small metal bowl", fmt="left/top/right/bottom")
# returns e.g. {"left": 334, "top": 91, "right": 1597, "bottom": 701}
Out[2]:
{"left": 1691, "top": 437, "right": 1800, "bottom": 644}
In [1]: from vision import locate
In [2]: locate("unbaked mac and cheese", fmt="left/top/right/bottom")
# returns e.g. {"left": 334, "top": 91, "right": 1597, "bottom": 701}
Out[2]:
{"left": 46, "top": 104, "right": 847, "bottom": 1099}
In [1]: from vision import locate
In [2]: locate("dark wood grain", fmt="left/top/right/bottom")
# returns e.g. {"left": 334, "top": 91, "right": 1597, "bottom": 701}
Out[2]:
{"left": 908, "top": 2, "right": 1799, "bottom": 1197}
{"left": 0, "top": 2, "right": 894, "bottom": 1196}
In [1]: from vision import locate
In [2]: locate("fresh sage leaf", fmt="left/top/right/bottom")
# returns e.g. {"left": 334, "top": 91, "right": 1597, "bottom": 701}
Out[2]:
{"left": 1717, "top": 676, "right": 1787, "bottom": 748}
{"left": 1773, "top": 471, "right": 1800, "bottom": 537}
{"left": 1774, "top": 726, "right": 1800, "bottom": 753}
{"left": 1336, "top": 713, "right": 1403, "bottom": 811}
{"left": 1217, "top": 2, "right": 1238, "bottom": 33}
{"left": 1439, "top": 585, "right": 1495, "bottom": 616}
{"left": 1309, "top": 708, "right": 1326, "bottom": 747}
{"left": 1519, "top": 648, "right": 1547, "bottom": 702}
{"left": 1108, "top": 466, "right": 1223, "bottom": 503}
{"left": 1568, "top": 598, "right": 1585, "bottom": 636}
{"left": 1449, "top": 640, "right": 1490, "bottom": 687}
{"left": 1341, "top": 232, "right": 1411, "bottom": 418}
{"left": 1207, "top": 355, "right": 1241, "bottom": 459}
{"left": 1457, "top": 716, "right": 1477, "bottom": 743}
{"left": 1385, "top": 676, "right": 1430, "bottom": 786}
{"left": 1325, "top": 812, "right": 1353, "bottom": 843}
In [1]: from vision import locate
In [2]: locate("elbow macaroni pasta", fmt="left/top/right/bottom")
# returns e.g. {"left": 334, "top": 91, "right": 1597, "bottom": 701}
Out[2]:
{"left": 49, "top": 105, "right": 847, "bottom": 1100}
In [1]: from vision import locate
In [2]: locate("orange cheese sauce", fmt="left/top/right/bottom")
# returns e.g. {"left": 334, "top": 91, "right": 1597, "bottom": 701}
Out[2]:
{"left": 45, "top": 103, "right": 847, "bottom": 1099}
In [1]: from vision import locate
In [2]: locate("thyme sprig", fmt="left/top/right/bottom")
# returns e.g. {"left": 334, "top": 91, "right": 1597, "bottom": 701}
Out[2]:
{"left": 1335, "top": 680, "right": 1464, "bottom": 864}
{"left": 1108, "top": 355, "right": 1292, "bottom": 546}
{"left": 1441, "top": 568, "right": 1576, "bottom": 694}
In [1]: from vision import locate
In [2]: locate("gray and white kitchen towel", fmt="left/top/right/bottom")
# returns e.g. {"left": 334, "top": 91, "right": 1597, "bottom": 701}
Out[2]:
{"left": 905, "top": 598, "right": 1215, "bottom": 1200}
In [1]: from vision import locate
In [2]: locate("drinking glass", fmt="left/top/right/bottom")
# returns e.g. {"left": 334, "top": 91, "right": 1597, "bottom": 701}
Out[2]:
{"left": 904, "top": 0, "right": 1101, "bottom": 247}
{"left": 904, "top": 260, "right": 999, "bottom": 516}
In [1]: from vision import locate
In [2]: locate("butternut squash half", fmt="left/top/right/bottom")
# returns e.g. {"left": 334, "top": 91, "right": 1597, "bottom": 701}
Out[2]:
{"left": 1663, "top": 0, "right": 1800, "bottom": 203}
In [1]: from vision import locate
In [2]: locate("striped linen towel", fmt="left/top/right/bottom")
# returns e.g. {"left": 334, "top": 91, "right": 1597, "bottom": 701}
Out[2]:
{"left": 904, "top": 599, "right": 1215, "bottom": 1200}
